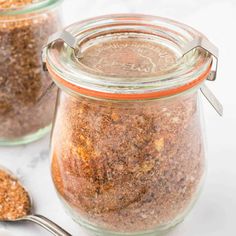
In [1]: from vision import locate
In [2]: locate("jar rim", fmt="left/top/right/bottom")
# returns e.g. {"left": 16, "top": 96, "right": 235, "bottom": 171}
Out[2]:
{"left": 0, "top": 0, "right": 63, "bottom": 15}
{"left": 46, "top": 14, "right": 213, "bottom": 100}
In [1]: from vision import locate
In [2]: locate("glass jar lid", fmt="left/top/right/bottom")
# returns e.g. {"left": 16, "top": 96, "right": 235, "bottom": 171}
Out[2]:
{"left": 0, "top": 0, "right": 62, "bottom": 15}
{"left": 45, "top": 14, "right": 215, "bottom": 100}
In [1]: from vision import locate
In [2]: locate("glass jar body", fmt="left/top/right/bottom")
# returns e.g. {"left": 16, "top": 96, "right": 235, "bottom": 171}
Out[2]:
{"left": 51, "top": 88, "right": 206, "bottom": 236}
{"left": 0, "top": 4, "right": 62, "bottom": 145}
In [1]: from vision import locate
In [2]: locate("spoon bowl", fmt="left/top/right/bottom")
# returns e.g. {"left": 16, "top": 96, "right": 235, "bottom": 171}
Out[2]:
{"left": 0, "top": 166, "right": 72, "bottom": 236}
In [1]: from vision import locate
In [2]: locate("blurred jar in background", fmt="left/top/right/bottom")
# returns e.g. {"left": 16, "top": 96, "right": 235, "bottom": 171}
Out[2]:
{"left": 0, "top": 0, "right": 63, "bottom": 146}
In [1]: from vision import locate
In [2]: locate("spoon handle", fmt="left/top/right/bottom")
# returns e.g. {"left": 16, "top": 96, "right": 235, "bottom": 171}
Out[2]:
{"left": 24, "top": 215, "right": 72, "bottom": 236}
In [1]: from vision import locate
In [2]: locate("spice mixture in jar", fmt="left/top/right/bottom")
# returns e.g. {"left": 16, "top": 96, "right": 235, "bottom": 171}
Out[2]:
{"left": 0, "top": 169, "right": 30, "bottom": 220}
{"left": 52, "top": 91, "right": 205, "bottom": 233}
{"left": 0, "top": 0, "right": 62, "bottom": 145}
{"left": 45, "top": 15, "right": 219, "bottom": 235}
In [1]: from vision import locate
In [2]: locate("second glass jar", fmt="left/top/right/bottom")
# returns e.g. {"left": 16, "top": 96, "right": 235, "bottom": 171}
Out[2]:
{"left": 0, "top": 0, "right": 63, "bottom": 145}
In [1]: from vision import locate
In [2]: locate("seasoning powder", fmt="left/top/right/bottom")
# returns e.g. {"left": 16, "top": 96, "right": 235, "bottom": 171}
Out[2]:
{"left": 51, "top": 38, "right": 205, "bottom": 232}
{"left": 0, "top": 169, "right": 30, "bottom": 220}
{"left": 0, "top": 0, "right": 36, "bottom": 9}
{"left": 0, "top": 0, "right": 60, "bottom": 139}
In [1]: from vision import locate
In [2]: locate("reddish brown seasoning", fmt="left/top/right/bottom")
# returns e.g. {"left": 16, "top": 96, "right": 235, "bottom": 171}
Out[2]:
{"left": 0, "top": 0, "right": 61, "bottom": 140}
{"left": 51, "top": 38, "right": 206, "bottom": 233}
{"left": 0, "top": 0, "right": 36, "bottom": 9}
{"left": 0, "top": 169, "right": 30, "bottom": 220}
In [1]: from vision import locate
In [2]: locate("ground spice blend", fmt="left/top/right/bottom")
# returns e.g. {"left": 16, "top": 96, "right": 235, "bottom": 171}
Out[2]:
{"left": 46, "top": 15, "right": 217, "bottom": 235}
{"left": 0, "top": 0, "right": 62, "bottom": 145}
{"left": 0, "top": 169, "right": 30, "bottom": 220}
{"left": 52, "top": 92, "right": 205, "bottom": 233}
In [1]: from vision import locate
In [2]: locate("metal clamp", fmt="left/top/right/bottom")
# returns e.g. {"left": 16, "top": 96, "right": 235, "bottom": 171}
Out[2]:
{"left": 181, "top": 37, "right": 222, "bottom": 116}
{"left": 182, "top": 37, "right": 219, "bottom": 81}
{"left": 182, "top": 37, "right": 222, "bottom": 116}
{"left": 200, "top": 84, "right": 223, "bottom": 116}
{"left": 42, "top": 30, "right": 80, "bottom": 71}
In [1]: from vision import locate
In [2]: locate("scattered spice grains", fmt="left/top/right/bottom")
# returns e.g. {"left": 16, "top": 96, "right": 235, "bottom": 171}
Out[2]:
{"left": 51, "top": 92, "right": 205, "bottom": 232}
{"left": 0, "top": 0, "right": 61, "bottom": 140}
{"left": 0, "top": 169, "right": 30, "bottom": 220}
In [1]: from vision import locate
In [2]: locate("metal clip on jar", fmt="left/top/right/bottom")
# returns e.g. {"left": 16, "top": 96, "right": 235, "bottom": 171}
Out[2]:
{"left": 44, "top": 14, "right": 223, "bottom": 236}
{"left": 0, "top": 0, "right": 63, "bottom": 146}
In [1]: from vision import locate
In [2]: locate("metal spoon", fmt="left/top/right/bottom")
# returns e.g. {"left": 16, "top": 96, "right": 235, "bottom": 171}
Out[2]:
{"left": 0, "top": 166, "right": 72, "bottom": 236}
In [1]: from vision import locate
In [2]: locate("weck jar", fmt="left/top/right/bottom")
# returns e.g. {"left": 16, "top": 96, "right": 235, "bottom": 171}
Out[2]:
{"left": 44, "top": 14, "right": 222, "bottom": 236}
{"left": 0, "top": 0, "right": 63, "bottom": 145}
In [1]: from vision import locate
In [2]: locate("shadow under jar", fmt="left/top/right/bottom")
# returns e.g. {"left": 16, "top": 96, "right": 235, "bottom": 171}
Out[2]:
{"left": 44, "top": 14, "right": 220, "bottom": 236}
{"left": 0, "top": 0, "right": 63, "bottom": 146}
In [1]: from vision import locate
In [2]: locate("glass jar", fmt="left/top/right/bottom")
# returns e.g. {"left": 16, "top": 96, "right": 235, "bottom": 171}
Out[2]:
{"left": 0, "top": 0, "right": 63, "bottom": 145}
{"left": 45, "top": 14, "right": 221, "bottom": 236}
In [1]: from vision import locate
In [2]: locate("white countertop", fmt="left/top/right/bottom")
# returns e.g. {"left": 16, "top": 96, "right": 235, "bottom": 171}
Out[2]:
{"left": 1, "top": 0, "right": 236, "bottom": 235}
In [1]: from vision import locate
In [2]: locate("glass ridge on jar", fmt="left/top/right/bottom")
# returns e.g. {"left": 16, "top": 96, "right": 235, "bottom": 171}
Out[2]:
{"left": 45, "top": 14, "right": 214, "bottom": 236}
{"left": 0, "top": 0, "right": 63, "bottom": 146}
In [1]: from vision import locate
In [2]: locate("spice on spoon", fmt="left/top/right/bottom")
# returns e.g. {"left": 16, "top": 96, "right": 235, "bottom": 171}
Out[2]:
{"left": 0, "top": 169, "right": 30, "bottom": 220}
{"left": 0, "top": 168, "right": 72, "bottom": 235}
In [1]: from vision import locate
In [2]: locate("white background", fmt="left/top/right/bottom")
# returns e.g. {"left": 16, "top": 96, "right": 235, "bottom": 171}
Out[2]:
{"left": 0, "top": 0, "right": 235, "bottom": 235}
